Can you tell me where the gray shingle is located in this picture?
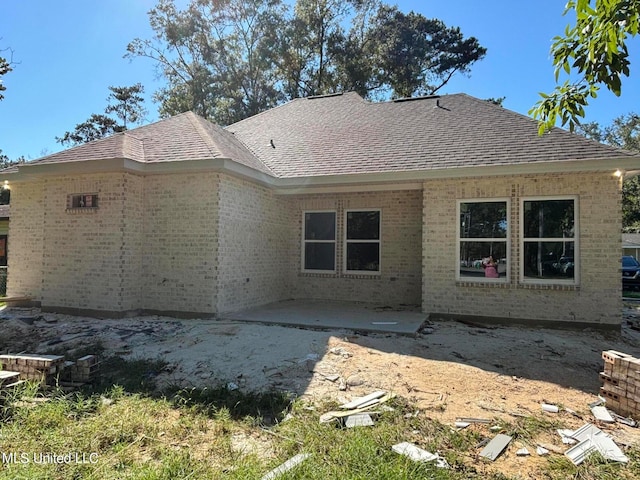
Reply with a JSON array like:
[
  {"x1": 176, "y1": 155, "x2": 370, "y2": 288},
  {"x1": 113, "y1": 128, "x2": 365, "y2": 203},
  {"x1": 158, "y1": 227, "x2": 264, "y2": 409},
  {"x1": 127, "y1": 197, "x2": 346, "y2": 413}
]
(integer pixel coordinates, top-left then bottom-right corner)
[
  {"x1": 18, "y1": 93, "x2": 638, "y2": 179},
  {"x1": 25, "y1": 112, "x2": 273, "y2": 175},
  {"x1": 227, "y1": 92, "x2": 636, "y2": 178}
]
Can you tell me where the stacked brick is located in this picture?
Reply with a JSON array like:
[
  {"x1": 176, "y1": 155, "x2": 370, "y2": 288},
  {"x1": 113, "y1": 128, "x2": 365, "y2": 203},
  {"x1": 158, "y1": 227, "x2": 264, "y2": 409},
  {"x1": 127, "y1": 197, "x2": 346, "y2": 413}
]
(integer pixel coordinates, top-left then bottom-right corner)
[
  {"x1": 600, "y1": 350, "x2": 640, "y2": 418},
  {"x1": 0, "y1": 354, "x2": 64, "y2": 386},
  {"x1": 65, "y1": 355, "x2": 100, "y2": 383}
]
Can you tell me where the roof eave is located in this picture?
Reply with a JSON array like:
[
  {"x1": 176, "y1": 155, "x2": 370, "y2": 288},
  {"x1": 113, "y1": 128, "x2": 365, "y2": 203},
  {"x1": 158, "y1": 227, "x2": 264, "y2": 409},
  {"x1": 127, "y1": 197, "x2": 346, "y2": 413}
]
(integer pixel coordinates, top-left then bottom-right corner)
[
  {"x1": 1, "y1": 156, "x2": 636, "y2": 194},
  {"x1": 271, "y1": 157, "x2": 637, "y2": 194}
]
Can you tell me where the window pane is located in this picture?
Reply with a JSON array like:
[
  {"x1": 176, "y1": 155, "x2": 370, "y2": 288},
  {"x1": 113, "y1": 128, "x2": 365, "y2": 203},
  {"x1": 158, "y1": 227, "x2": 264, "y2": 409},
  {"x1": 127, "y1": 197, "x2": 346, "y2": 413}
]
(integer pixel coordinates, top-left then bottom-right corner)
[
  {"x1": 460, "y1": 202, "x2": 507, "y2": 238},
  {"x1": 347, "y1": 211, "x2": 380, "y2": 240},
  {"x1": 305, "y1": 212, "x2": 335, "y2": 240},
  {"x1": 459, "y1": 241, "x2": 507, "y2": 278},
  {"x1": 523, "y1": 241, "x2": 575, "y2": 279},
  {"x1": 346, "y1": 243, "x2": 380, "y2": 271},
  {"x1": 524, "y1": 200, "x2": 574, "y2": 238},
  {"x1": 304, "y1": 243, "x2": 335, "y2": 270}
]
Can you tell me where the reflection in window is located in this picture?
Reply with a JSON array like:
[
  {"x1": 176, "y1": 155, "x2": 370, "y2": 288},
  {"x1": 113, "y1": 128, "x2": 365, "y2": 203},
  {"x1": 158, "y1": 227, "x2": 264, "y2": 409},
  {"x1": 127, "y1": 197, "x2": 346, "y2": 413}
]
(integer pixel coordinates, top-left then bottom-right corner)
[
  {"x1": 522, "y1": 199, "x2": 576, "y2": 282},
  {"x1": 303, "y1": 212, "x2": 336, "y2": 271},
  {"x1": 346, "y1": 210, "x2": 380, "y2": 272},
  {"x1": 458, "y1": 201, "x2": 508, "y2": 281}
]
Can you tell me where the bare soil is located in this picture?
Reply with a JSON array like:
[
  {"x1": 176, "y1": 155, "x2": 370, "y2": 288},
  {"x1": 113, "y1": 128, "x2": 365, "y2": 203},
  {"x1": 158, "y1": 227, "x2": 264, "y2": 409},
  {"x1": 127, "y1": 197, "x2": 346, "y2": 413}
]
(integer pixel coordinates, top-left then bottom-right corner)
[{"x1": 2, "y1": 303, "x2": 640, "y2": 477}]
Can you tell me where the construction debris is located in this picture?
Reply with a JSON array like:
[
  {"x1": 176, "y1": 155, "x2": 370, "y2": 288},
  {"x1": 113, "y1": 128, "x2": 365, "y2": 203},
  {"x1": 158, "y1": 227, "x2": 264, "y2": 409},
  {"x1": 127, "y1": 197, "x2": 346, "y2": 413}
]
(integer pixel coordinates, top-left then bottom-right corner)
[
  {"x1": 391, "y1": 442, "x2": 449, "y2": 468},
  {"x1": 320, "y1": 391, "x2": 395, "y2": 423},
  {"x1": 261, "y1": 453, "x2": 310, "y2": 480},
  {"x1": 536, "y1": 446, "x2": 550, "y2": 456},
  {"x1": 562, "y1": 423, "x2": 629, "y2": 466},
  {"x1": 557, "y1": 429, "x2": 577, "y2": 445},
  {"x1": 590, "y1": 405, "x2": 615, "y2": 423},
  {"x1": 455, "y1": 417, "x2": 492, "y2": 424},
  {"x1": 340, "y1": 391, "x2": 387, "y2": 409},
  {"x1": 516, "y1": 447, "x2": 530, "y2": 456},
  {"x1": 541, "y1": 403, "x2": 559, "y2": 413},
  {"x1": 345, "y1": 413, "x2": 374, "y2": 428},
  {"x1": 479, "y1": 434, "x2": 512, "y2": 461},
  {"x1": 600, "y1": 350, "x2": 640, "y2": 418}
]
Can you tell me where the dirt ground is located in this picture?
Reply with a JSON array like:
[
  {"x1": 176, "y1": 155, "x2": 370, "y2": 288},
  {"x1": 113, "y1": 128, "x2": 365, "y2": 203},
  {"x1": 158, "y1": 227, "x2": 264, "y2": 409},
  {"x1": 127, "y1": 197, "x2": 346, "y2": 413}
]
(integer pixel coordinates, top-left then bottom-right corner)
[{"x1": 2, "y1": 303, "x2": 640, "y2": 475}]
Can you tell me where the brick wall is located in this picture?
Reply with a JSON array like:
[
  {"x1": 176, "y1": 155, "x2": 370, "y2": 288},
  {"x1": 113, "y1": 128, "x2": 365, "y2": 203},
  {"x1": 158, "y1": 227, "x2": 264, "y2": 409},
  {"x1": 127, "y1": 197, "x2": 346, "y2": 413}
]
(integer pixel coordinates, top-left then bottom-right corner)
[
  {"x1": 216, "y1": 174, "x2": 295, "y2": 312},
  {"x1": 120, "y1": 173, "x2": 144, "y2": 311},
  {"x1": 289, "y1": 189, "x2": 423, "y2": 306},
  {"x1": 141, "y1": 172, "x2": 219, "y2": 314},
  {"x1": 423, "y1": 172, "x2": 622, "y2": 326},
  {"x1": 39, "y1": 173, "x2": 130, "y2": 311},
  {"x1": 6, "y1": 180, "x2": 45, "y2": 301}
]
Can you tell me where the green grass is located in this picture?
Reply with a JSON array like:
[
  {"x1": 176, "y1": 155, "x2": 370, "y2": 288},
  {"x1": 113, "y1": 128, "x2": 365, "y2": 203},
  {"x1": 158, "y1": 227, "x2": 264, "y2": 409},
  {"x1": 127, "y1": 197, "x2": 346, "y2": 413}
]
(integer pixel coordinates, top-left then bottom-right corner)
[{"x1": 0, "y1": 356, "x2": 638, "y2": 479}]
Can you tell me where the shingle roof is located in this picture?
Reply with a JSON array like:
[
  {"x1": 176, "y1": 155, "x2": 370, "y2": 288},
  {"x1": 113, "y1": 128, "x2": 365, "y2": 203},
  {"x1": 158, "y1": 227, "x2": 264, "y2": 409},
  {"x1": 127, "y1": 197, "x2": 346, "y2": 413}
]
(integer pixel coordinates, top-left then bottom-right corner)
[
  {"x1": 26, "y1": 112, "x2": 273, "y2": 175},
  {"x1": 226, "y1": 92, "x2": 636, "y2": 178},
  {"x1": 13, "y1": 93, "x2": 638, "y2": 181}
]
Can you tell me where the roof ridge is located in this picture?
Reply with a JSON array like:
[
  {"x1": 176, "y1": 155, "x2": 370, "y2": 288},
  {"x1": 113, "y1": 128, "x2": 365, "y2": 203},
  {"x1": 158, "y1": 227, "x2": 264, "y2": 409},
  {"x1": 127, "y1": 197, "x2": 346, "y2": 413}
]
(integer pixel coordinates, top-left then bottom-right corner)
[
  {"x1": 186, "y1": 112, "x2": 225, "y2": 159},
  {"x1": 188, "y1": 113, "x2": 277, "y2": 175}
]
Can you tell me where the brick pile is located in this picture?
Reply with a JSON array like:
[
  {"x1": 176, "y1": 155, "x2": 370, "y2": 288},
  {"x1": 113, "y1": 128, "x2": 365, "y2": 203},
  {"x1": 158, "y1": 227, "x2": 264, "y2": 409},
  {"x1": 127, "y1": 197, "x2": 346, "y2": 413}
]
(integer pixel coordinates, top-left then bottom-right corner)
[
  {"x1": 0, "y1": 354, "x2": 65, "y2": 386},
  {"x1": 600, "y1": 350, "x2": 640, "y2": 418},
  {"x1": 65, "y1": 355, "x2": 100, "y2": 383}
]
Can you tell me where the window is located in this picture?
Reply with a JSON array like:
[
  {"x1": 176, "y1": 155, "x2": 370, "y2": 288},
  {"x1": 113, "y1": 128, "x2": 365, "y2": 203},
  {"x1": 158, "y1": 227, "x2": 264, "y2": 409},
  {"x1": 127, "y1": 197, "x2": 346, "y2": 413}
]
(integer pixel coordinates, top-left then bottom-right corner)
[
  {"x1": 522, "y1": 198, "x2": 577, "y2": 283},
  {"x1": 345, "y1": 210, "x2": 380, "y2": 273},
  {"x1": 458, "y1": 200, "x2": 508, "y2": 281},
  {"x1": 68, "y1": 193, "x2": 98, "y2": 209},
  {"x1": 303, "y1": 211, "x2": 336, "y2": 272}
]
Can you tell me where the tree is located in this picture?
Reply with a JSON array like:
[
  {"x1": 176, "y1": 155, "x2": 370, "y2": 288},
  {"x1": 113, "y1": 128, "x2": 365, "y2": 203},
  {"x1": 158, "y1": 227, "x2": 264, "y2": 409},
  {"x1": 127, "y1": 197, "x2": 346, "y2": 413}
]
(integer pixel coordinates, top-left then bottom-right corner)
[
  {"x1": 105, "y1": 83, "x2": 147, "y2": 129},
  {"x1": 530, "y1": 0, "x2": 640, "y2": 134},
  {"x1": 128, "y1": 0, "x2": 487, "y2": 123},
  {"x1": 0, "y1": 44, "x2": 15, "y2": 101},
  {"x1": 0, "y1": 56, "x2": 10, "y2": 101},
  {"x1": 127, "y1": 0, "x2": 286, "y2": 124},
  {"x1": 576, "y1": 113, "x2": 640, "y2": 231},
  {"x1": 57, "y1": 84, "x2": 147, "y2": 146},
  {"x1": 364, "y1": 5, "x2": 486, "y2": 98}
]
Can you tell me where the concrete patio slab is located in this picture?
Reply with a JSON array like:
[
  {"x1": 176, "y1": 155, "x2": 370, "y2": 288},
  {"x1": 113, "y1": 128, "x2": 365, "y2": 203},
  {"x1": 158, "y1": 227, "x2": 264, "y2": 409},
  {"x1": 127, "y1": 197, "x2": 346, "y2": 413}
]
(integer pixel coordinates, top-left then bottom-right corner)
[{"x1": 223, "y1": 299, "x2": 426, "y2": 335}]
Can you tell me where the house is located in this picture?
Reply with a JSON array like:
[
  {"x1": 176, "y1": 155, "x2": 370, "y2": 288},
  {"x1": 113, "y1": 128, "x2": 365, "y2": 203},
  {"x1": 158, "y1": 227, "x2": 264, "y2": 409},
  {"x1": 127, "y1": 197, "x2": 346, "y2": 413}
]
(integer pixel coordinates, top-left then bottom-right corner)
[
  {"x1": 623, "y1": 233, "x2": 640, "y2": 259},
  {"x1": 2, "y1": 92, "x2": 638, "y2": 327}
]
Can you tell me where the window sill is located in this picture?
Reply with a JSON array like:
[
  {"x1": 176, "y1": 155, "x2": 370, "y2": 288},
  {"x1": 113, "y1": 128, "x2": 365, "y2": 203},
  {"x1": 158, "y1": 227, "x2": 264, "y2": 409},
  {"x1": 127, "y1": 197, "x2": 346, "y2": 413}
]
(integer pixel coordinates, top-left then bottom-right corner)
[
  {"x1": 299, "y1": 272, "x2": 381, "y2": 280},
  {"x1": 66, "y1": 207, "x2": 99, "y2": 214},
  {"x1": 456, "y1": 280, "x2": 579, "y2": 291}
]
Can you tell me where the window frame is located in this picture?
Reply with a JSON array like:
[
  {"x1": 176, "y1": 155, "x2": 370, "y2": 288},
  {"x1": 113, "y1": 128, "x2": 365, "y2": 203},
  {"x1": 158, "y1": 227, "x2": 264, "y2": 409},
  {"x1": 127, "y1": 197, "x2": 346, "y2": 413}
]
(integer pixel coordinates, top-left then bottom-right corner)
[
  {"x1": 520, "y1": 195, "x2": 579, "y2": 285},
  {"x1": 343, "y1": 208, "x2": 382, "y2": 275},
  {"x1": 67, "y1": 193, "x2": 99, "y2": 210},
  {"x1": 456, "y1": 198, "x2": 510, "y2": 283},
  {"x1": 301, "y1": 210, "x2": 337, "y2": 274}
]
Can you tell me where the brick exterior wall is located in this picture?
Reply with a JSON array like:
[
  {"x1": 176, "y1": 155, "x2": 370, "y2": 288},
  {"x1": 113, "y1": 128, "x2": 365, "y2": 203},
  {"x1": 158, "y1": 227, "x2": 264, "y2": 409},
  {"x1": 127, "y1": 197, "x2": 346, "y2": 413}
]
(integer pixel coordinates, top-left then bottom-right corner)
[
  {"x1": 422, "y1": 172, "x2": 622, "y2": 326},
  {"x1": 289, "y1": 190, "x2": 423, "y2": 306},
  {"x1": 216, "y1": 174, "x2": 296, "y2": 312},
  {"x1": 5, "y1": 168, "x2": 623, "y2": 326},
  {"x1": 141, "y1": 173, "x2": 219, "y2": 314},
  {"x1": 39, "y1": 173, "x2": 131, "y2": 311},
  {"x1": 6, "y1": 180, "x2": 45, "y2": 301}
]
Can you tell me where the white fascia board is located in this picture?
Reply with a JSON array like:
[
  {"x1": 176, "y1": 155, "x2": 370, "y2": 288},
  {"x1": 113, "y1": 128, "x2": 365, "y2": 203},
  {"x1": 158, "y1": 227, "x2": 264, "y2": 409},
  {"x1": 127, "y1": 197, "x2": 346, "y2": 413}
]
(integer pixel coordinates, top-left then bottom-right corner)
[{"x1": 3, "y1": 155, "x2": 639, "y2": 192}]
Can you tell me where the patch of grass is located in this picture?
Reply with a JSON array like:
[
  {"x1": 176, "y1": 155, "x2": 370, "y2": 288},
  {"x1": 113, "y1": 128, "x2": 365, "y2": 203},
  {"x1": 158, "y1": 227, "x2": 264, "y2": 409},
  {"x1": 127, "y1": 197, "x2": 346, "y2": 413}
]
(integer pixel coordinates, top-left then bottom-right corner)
[
  {"x1": 170, "y1": 385, "x2": 293, "y2": 423},
  {"x1": 87, "y1": 356, "x2": 168, "y2": 395},
  {"x1": 2, "y1": 356, "x2": 639, "y2": 479},
  {"x1": 623, "y1": 290, "x2": 640, "y2": 298}
]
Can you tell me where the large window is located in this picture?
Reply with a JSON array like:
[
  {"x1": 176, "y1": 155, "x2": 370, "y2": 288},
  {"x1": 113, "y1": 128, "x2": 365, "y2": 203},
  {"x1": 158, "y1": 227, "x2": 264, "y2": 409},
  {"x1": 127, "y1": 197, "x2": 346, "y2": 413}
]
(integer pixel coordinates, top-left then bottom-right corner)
[
  {"x1": 522, "y1": 198, "x2": 577, "y2": 283},
  {"x1": 345, "y1": 210, "x2": 380, "y2": 273},
  {"x1": 303, "y1": 211, "x2": 336, "y2": 272},
  {"x1": 458, "y1": 200, "x2": 508, "y2": 281}
]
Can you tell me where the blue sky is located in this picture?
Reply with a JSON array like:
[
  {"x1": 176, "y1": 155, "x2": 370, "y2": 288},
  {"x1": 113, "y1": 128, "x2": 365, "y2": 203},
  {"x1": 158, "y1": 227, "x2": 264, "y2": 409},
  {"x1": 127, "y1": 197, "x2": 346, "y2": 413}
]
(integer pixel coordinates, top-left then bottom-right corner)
[{"x1": 1, "y1": 1, "x2": 639, "y2": 160}]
